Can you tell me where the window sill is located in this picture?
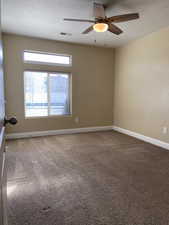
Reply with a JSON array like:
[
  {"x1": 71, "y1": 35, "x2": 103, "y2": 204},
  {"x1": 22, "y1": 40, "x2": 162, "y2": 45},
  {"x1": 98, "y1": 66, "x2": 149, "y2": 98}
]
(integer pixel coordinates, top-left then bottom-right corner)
[{"x1": 25, "y1": 114, "x2": 72, "y2": 119}]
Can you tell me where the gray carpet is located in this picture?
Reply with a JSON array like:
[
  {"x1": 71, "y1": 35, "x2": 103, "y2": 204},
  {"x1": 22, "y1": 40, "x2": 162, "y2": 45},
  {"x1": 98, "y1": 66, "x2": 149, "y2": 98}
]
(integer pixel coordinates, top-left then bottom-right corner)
[{"x1": 6, "y1": 131, "x2": 169, "y2": 225}]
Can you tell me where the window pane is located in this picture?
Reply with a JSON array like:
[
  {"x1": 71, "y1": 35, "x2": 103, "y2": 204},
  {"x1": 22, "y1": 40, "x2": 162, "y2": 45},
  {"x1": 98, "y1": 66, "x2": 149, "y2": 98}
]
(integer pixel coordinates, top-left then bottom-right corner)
[
  {"x1": 24, "y1": 71, "x2": 48, "y2": 117},
  {"x1": 49, "y1": 73, "x2": 70, "y2": 115},
  {"x1": 24, "y1": 51, "x2": 71, "y2": 65}
]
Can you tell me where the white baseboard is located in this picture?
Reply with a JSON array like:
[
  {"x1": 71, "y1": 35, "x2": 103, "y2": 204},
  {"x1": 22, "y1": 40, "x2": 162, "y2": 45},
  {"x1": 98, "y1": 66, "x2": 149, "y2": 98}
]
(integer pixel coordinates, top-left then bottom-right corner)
[
  {"x1": 6, "y1": 125, "x2": 169, "y2": 150},
  {"x1": 113, "y1": 126, "x2": 169, "y2": 150},
  {"x1": 6, "y1": 126, "x2": 113, "y2": 140}
]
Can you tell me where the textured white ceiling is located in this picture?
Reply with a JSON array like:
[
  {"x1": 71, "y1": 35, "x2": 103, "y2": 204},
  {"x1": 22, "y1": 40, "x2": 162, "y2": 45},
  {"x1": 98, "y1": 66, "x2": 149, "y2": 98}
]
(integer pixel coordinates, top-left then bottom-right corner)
[{"x1": 2, "y1": 0, "x2": 169, "y2": 47}]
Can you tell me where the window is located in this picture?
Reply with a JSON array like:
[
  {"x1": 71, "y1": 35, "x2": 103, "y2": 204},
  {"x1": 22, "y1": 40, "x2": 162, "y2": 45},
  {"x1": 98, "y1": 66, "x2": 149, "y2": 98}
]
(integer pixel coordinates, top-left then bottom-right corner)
[
  {"x1": 24, "y1": 71, "x2": 71, "y2": 117},
  {"x1": 23, "y1": 51, "x2": 72, "y2": 66}
]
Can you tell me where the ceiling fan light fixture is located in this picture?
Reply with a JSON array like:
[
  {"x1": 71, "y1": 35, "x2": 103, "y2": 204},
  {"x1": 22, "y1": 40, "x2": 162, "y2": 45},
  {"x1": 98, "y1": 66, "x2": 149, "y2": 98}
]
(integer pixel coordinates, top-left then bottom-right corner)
[{"x1": 93, "y1": 23, "x2": 108, "y2": 32}]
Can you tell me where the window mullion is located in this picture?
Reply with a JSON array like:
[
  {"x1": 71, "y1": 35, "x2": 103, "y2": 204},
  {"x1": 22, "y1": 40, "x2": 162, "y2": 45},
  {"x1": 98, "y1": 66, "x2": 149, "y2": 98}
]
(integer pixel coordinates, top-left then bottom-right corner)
[{"x1": 47, "y1": 73, "x2": 50, "y2": 116}]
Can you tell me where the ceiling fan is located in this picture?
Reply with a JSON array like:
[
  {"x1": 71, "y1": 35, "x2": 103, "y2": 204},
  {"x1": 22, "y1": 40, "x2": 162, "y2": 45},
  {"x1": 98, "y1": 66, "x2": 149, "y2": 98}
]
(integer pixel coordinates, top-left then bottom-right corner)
[{"x1": 64, "y1": 3, "x2": 139, "y2": 35}]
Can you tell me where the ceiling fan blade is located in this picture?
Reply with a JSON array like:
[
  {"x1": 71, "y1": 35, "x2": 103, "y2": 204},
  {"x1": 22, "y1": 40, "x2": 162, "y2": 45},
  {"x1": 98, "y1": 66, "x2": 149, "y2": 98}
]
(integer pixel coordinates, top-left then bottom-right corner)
[
  {"x1": 93, "y1": 2, "x2": 105, "y2": 19},
  {"x1": 82, "y1": 25, "x2": 93, "y2": 34},
  {"x1": 64, "y1": 18, "x2": 95, "y2": 23},
  {"x1": 108, "y1": 24, "x2": 123, "y2": 35},
  {"x1": 108, "y1": 13, "x2": 139, "y2": 23}
]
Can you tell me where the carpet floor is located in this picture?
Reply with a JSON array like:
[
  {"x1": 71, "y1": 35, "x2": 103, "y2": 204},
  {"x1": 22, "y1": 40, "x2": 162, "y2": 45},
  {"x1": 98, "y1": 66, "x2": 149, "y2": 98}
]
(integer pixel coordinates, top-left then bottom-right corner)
[{"x1": 6, "y1": 131, "x2": 169, "y2": 225}]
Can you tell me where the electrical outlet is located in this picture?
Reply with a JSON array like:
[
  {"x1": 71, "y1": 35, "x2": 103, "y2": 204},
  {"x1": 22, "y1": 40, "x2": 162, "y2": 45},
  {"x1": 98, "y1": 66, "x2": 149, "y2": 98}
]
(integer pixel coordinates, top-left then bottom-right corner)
[
  {"x1": 162, "y1": 127, "x2": 168, "y2": 134},
  {"x1": 75, "y1": 117, "x2": 79, "y2": 123}
]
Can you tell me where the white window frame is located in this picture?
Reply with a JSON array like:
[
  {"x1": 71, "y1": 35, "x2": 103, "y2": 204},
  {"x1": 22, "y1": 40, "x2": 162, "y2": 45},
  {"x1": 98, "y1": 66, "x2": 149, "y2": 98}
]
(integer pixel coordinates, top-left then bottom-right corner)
[
  {"x1": 23, "y1": 50, "x2": 72, "y2": 67},
  {"x1": 24, "y1": 70, "x2": 72, "y2": 119}
]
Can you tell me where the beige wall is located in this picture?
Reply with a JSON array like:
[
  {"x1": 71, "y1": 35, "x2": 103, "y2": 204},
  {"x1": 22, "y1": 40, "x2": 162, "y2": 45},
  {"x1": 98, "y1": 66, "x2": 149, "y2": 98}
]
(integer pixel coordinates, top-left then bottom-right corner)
[
  {"x1": 3, "y1": 33, "x2": 114, "y2": 134},
  {"x1": 114, "y1": 27, "x2": 169, "y2": 143}
]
